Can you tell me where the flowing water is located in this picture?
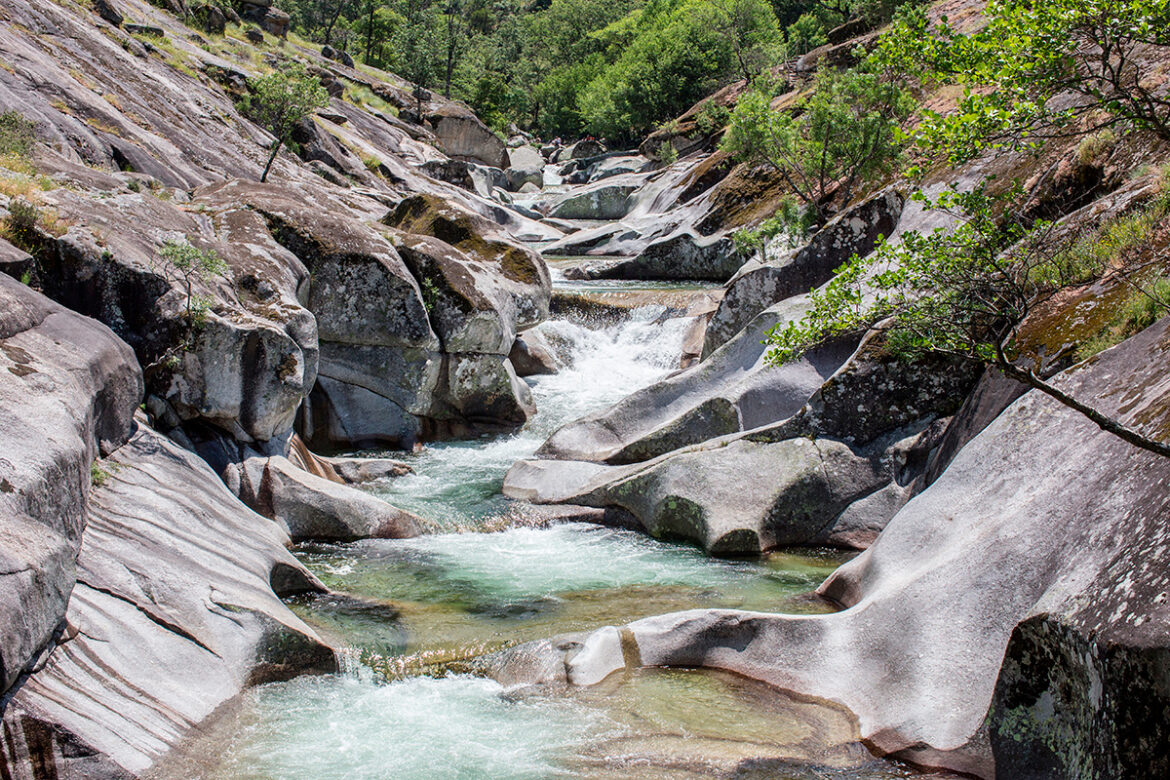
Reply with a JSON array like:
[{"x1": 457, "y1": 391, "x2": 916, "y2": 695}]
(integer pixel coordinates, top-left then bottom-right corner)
[{"x1": 198, "y1": 259, "x2": 941, "y2": 779}]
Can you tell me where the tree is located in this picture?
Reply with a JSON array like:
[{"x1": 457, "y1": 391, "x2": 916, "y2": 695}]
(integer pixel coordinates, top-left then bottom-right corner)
[
  {"x1": 397, "y1": 0, "x2": 441, "y2": 114},
  {"x1": 699, "y1": 0, "x2": 783, "y2": 82},
  {"x1": 766, "y1": 184, "x2": 1170, "y2": 458},
  {"x1": 878, "y1": 0, "x2": 1170, "y2": 166},
  {"x1": 152, "y1": 239, "x2": 228, "y2": 369},
  {"x1": 157, "y1": 239, "x2": 228, "y2": 323},
  {"x1": 721, "y1": 65, "x2": 914, "y2": 225},
  {"x1": 242, "y1": 62, "x2": 330, "y2": 183}
]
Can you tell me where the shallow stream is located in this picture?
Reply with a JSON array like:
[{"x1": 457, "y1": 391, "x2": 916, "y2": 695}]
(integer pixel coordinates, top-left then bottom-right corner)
[{"x1": 198, "y1": 260, "x2": 937, "y2": 779}]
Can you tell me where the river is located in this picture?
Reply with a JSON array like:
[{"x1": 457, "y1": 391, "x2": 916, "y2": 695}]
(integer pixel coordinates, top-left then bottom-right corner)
[{"x1": 192, "y1": 260, "x2": 938, "y2": 779}]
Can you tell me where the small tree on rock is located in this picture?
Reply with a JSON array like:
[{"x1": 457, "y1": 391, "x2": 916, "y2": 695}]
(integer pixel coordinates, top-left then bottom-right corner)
[
  {"x1": 767, "y1": 184, "x2": 1170, "y2": 458},
  {"x1": 722, "y1": 65, "x2": 914, "y2": 227},
  {"x1": 153, "y1": 239, "x2": 228, "y2": 367},
  {"x1": 242, "y1": 62, "x2": 330, "y2": 183}
]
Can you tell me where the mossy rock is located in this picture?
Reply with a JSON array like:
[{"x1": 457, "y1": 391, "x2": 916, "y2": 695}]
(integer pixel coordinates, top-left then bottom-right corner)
[{"x1": 384, "y1": 194, "x2": 544, "y2": 286}]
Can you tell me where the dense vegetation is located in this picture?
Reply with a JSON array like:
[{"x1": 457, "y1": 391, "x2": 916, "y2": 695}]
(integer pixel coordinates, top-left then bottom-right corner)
[
  {"x1": 766, "y1": 0, "x2": 1170, "y2": 457},
  {"x1": 276, "y1": 0, "x2": 917, "y2": 142}
]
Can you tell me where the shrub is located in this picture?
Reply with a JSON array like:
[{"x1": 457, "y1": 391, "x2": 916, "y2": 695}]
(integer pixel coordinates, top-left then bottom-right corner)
[{"x1": 0, "y1": 111, "x2": 36, "y2": 159}]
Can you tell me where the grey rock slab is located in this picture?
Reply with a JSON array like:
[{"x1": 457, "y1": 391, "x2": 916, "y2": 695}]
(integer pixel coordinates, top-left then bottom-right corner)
[
  {"x1": 0, "y1": 275, "x2": 141, "y2": 696},
  {"x1": 2, "y1": 424, "x2": 335, "y2": 776}
]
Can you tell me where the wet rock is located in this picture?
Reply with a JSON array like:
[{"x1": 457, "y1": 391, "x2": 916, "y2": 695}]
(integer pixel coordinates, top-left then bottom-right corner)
[
  {"x1": 286, "y1": 433, "x2": 412, "y2": 484},
  {"x1": 229, "y1": 453, "x2": 423, "y2": 541},
  {"x1": 704, "y1": 188, "x2": 905, "y2": 356},
  {"x1": 532, "y1": 296, "x2": 852, "y2": 464},
  {"x1": 0, "y1": 274, "x2": 141, "y2": 696},
  {"x1": 509, "y1": 331, "x2": 560, "y2": 376},
  {"x1": 1, "y1": 423, "x2": 336, "y2": 777},
  {"x1": 502, "y1": 315, "x2": 1170, "y2": 776}
]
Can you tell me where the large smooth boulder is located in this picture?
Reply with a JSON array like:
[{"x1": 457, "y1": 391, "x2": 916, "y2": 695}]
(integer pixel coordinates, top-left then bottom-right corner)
[
  {"x1": 495, "y1": 314, "x2": 1170, "y2": 777},
  {"x1": 704, "y1": 189, "x2": 904, "y2": 356},
  {"x1": 0, "y1": 274, "x2": 141, "y2": 696},
  {"x1": 228, "y1": 454, "x2": 423, "y2": 541},
  {"x1": 505, "y1": 145, "x2": 545, "y2": 192},
  {"x1": 1, "y1": 423, "x2": 335, "y2": 777},
  {"x1": 427, "y1": 105, "x2": 510, "y2": 169},
  {"x1": 547, "y1": 180, "x2": 639, "y2": 220}
]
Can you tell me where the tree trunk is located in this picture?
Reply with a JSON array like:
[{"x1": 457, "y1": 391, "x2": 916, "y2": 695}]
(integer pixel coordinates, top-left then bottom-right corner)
[
  {"x1": 324, "y1": 0, "x2": 347, "y2": 46},
  {"x1": 996, "y1": 356, "x2": 1170, "y2": 458},
  {"x1": 365, "y1": 1, "x2": 375, "y2": 63},
  {"x1": 261, "y1": 139, "x2": 283, "y2": 183}
]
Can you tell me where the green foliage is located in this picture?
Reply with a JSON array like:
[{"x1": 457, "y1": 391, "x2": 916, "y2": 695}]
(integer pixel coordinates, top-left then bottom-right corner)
[
  {"x1": 768, "y1": 182, "x2": 1170, "y2": 378},
  {"x1": 158, "y1": 239, "x2": 228, "y2": 324},
  {"x1": 731, "y1": 195, "x2": 809, "y2": 253},
  {"x1": 90, "y1": 461, "x2": 111, "y2": 488},
  {"x1": 658, "y1": 140, "x2": 679, "y2": 164},
  {"x1": 721, "y1": 64, "x2": 914, "y2": 221},
  {"x1": 695, "y1": 101, "x2": 731, "y2": 135},
  {"x1": 0, "y1": 111, "x2": 36, "y2": 159},
  {"x1": 1076, "y1": 129, "x2": 1117, "y2": 167},
  {"x1": 1078, "y1": 277, "x2": 1170, "y2": 360},
  {"x1": 3, "y1": 198, "x2": 41, "y2": 245},
  {"x1": 766, "y1": 185, "x2": 1036, "y2": 366},
  {"x1": 240, "y1": 62, "x2": 330, "y2": 182},
  {"x1": 578, "y1": 0, "x2": 782, "y2": 141},
  {"x1": 877, "y1": 0, "x2": 1170, "y2": 166}
]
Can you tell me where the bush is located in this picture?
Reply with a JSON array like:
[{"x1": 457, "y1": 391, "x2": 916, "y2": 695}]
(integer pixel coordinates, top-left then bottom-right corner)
[
  {"x1": 0, "y1": 111, "x2": 36, "y2": 159},
  {"x1": 721, "y1": 65, "x2": 914, "y2": 223}
]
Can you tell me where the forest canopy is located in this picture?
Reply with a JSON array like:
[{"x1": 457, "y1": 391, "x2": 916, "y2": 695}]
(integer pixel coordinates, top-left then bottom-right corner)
[{"x1": 277, "y1": 0, "x2": 915, "y2": 142}]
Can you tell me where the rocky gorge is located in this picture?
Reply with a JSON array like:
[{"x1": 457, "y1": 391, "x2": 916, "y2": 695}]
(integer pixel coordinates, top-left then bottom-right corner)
[{"x1": 0, "y1": 0, "x2": 1169, "y2": 778}]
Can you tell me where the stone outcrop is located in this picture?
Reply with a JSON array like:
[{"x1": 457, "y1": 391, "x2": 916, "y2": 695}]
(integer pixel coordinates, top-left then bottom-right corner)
[
  {"x1": 703, "y1": 188, "x2": 905, "y2": 356},
  {"x1": 32, "y1": 179, "x2": 318, "y2": 445},
  {"x1": 0, "y1": 274, "x2": 141, "y2": 697},
  {"x1": 494, "y1": 314, "x2": 1170, "y2": 777},
  {"x1": 427, "y1": 105, "x2": 510, "y2": 169},
  {"x1": 1, "y1": 423, "x2": 335, "y2": 778}
]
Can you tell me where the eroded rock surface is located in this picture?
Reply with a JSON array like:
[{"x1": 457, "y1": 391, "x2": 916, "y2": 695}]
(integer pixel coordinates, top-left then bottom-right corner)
[
  {"x1": 0, "y1": 274, "x2": 141, "y2": 696},
  {"x1": 1, "y1": 424, "x2": 335, "y2": 778},
  {"x1": 495, "y1": 315, "x2": 1170, "y2": 777}
]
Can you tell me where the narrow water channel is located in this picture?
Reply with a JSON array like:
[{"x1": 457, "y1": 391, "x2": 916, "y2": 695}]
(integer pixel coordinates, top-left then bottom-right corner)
[{"x1": 196, "y1": 266, "x2": 932, "y2": 779}]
